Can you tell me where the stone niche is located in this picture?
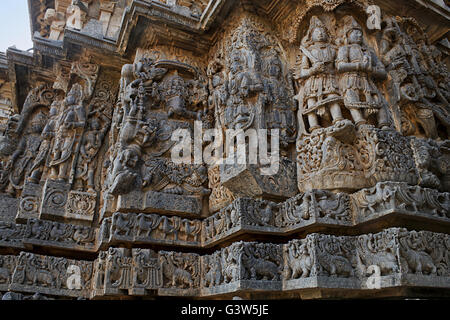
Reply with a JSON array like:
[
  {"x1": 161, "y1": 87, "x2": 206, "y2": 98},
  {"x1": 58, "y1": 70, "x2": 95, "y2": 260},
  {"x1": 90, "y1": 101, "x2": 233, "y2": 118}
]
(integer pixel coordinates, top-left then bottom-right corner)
[
  {"x1": 100, "y1": 47, "x2": 211, "y2": 218},
  {"x1": 207, "y1": 13, "x2": 299, "y2": 203},
  {"x1": 292, "y1": 7, "x2": 450, "y2": 193}
]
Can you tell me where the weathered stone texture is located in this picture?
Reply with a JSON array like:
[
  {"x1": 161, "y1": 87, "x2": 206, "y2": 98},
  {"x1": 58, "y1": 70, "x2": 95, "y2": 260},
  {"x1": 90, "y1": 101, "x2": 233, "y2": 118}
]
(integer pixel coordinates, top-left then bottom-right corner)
[{"x1": 0, "y1": 0, "x2": 449, "y2": 300}]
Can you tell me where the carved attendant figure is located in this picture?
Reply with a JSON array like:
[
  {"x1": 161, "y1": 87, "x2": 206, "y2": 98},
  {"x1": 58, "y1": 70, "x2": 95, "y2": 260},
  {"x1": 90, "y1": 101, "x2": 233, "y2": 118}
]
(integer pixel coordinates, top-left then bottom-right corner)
[
  {"x1": 79, "y1": 111, "x2": 110, "y2": 192},
  {"x1": 295, "y1": 16, "x2": 344, "y2": 132},
  {"x1": 8, "y1": 112, "x2": 47, "y2": 190},
  {"x1": 337, "y1": 16, "x2": 389, "y2": 128},
  {"x1": 207, "y1": 60, "x2": 228, "y2": 128},
  {"x1": 263, "y1": 54, "x2": 297, "y2": 145}
]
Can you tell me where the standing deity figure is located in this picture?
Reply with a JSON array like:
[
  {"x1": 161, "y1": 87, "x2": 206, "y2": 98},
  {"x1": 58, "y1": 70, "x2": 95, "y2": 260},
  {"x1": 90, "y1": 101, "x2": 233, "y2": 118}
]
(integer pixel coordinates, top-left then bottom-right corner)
[
  {"x1": 380, "y1": 17, "x2": 411, "y2": 102},
  {"x1": 225, "y1": 49, "x2": 263, "y2": 130},
  {"x1": 8, "y1": 112, "x2": 47, "y2": 190},
  {"x1": 49, "y1": 84, "x2": 86, "y2": 182},
  {"x1": 336, "y1": 16, "x2": 389, "y2": 128},
  {"x1": 28, "y1": 100, "x2": 61, "y2": 183},
  {"x1": 79, "y1": 110, "x2": 110, "y2": 192},
  {"x1": 294, "y1": 16, "x2": 344, "y2": 132},
  {"x1": 207, "y1": 60, "x2": 228, "y2": 128},
  {"x1": 263, "y1": 54, "x2": 296, "y2": 145}
]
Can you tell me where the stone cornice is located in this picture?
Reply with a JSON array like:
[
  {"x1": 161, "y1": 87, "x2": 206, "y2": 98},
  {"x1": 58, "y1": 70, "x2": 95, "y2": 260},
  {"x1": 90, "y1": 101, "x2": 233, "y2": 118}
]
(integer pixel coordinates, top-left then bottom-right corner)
[{"x1": 24, "y1": 0, "x2": 450, "y2": 62}]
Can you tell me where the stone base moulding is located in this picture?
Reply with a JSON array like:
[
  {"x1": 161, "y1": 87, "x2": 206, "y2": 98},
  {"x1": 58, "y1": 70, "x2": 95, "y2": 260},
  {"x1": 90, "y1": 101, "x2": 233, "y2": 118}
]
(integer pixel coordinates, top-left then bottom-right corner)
[{"x1": 1, "y1": 228, "x2": 448, "y2": 299}]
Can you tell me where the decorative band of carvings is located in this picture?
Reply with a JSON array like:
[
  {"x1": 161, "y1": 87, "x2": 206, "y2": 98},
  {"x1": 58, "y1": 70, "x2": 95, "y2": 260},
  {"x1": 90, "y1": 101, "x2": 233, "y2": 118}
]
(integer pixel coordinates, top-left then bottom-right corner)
[
  {"x1": 0, "y1": 222, "x2": 26, "y2": 249},
  {"x1": 1, "y1": 182, "x2": 449, "y2": 252},
  {"x1": 1, "y1": 228, "x2": 448, "y2": 298},
  {"x1": 7, "y1": 252, "x2": 93, "y2": 298},
  {"x1": 203, "y1": 182, "x2": 450, "y2": 246},
  {"x1": 22, "y1": 218, "x2": 98, "y2": 252}
]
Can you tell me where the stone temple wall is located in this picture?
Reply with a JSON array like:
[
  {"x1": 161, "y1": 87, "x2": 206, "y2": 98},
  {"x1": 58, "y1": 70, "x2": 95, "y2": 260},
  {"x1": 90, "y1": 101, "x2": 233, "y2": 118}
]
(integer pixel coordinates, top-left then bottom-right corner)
[{"x1": 0, "y1": 0, "x2": 449, "y2": 300}]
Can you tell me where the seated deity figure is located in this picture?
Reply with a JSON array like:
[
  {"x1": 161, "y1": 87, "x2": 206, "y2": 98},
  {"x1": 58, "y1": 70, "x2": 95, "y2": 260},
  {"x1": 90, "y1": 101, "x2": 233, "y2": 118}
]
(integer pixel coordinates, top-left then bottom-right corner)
[
  {"x1": 295, "y1": 16, "x2": 344, "y2": 132},
  {"x1": 163, "y1": 72, "x2": 201, "y2": 120},
  {"x1": 337, "y1": 16, "x2": 389, "y2": 128}
]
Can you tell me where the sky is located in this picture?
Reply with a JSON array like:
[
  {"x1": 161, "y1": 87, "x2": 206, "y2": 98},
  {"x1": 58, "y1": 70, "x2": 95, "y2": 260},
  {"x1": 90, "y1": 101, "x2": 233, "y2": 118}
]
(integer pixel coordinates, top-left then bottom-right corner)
[{"x1": 0, "y1": 0, "x2": 33, "y2": 53}]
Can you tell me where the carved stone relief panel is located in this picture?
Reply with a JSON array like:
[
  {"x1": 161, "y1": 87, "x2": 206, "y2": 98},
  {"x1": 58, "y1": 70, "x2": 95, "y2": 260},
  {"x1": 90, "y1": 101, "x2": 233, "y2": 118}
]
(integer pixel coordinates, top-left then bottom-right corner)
[
  {"x1": 283, "y1": 228, "x2": 449, "y2": 292},
  {"x1": 23, "y1": 218, "x2": 98, "y2": 252},
  {"x1": 0, "y1": 221, "x2": 26, "y2": 249},
  {"x1": 2, "y1": 55, "x2": 124, "y2": 226},
  {"x1": 102, "y1": 47, "x2": 211, "y2": 218},
  {"x1": 209, "y1": 12, "x2": 297, "y2": 146},
  {"x1": 130, "y1": 248, "x2": 163, "y2": 295},
  {"x1": 0, "y1": 0, "x2": 449, "y2": 302},
  {"x1": 0, "y1": 255, "x2": 18, "y2": 292},
  {"x1": 379, "y1": 17, "x2": 450, "y2": 140},
  {"x1": 9, "y1": 251, "x2": 94, "y2": 298},
  {"x1": 104, "y1": 211, "x2": 202, "y2": 247},
  {"x1": 296, "y1": 125, "x2": 417, "y2": 192},
  {"x1": 352, "y1": 181, "x2": 450, "y2": 224},
  {"x1": 159, "y1": 250, "x2": 200, "y2": 296}
]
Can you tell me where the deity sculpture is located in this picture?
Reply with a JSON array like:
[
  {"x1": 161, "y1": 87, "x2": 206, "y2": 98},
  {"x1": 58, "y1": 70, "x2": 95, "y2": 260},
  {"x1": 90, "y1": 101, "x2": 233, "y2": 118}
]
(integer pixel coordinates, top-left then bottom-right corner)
[
  {"x1": 108, "y1": 148, "x2": 140, "y2": 195},
  {"x1": 380, "y1": 18, "x2": 410, "y2": 101},
  {"x1": 207, "y1": 60, "x2": 228, "y2": 128},
  {"x1": 163, "y1": 72, "x2": 200, "y2": 120},
  {"x1": 49, "y1": 84, "x2": 86, "y2": 182},
  {"x1": 262, "y1": 54, "x2": 297, "y2": 146},
  {"x1": 28, "y1": 100, "x2": 61, "y2": 183},
  {"x1": 8, "y1": 111, "x2": 47, "y2": 190},
  {"x1": 380, "y1": 17, "x2": 450, "y2": 139},
  {"x1": 224, "y1": 49, "x2": 263, "y2": 130},
  {"x1": 78, "y1": 108, "x2": 110, "y2": 192},
  {"x1": 294, "y1": 16, "x2": 344, "y2": 132},
  {"x1": 336, "y1": 16, "x2": 389, "y2": 128}
]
